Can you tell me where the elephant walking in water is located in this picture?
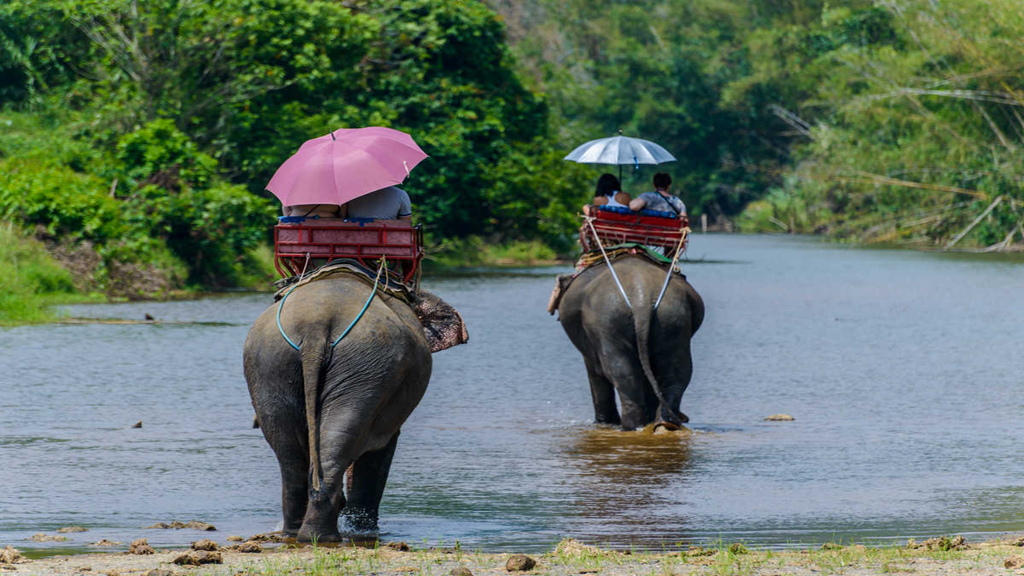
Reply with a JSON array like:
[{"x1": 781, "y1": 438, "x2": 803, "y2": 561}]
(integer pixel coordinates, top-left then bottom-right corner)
[
  {"x1": 244, "y1": 273, "x2": 464, "y2": 541},
  {"x1": 553, "y1": 255, "x2": 704, "y2": 431}
]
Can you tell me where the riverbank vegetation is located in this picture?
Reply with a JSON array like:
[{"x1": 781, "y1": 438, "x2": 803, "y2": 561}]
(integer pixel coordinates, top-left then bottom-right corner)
[{"x1": 3, "y1": 0, "x2": 1024, "y2": 321}]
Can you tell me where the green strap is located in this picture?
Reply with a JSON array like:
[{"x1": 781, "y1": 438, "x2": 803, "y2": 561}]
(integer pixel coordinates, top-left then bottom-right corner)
[
  {"x1": 276, "y1": 260, "x2": 384, "y2": 352},
  {"x1": 331, "y1": 269, "x2": 380, "y2": 349},
  {"x1": 276, "y1": 284, "x2": 302, "y2": 351}
]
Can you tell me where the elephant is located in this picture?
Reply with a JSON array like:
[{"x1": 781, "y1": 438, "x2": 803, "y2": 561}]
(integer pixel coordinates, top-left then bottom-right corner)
[
  {"x1": 243, "y1": 272, "x2": 460, "y2": 542},
  {"x1": 552, "y1": 254, "x2": 704, "y2": 431}
]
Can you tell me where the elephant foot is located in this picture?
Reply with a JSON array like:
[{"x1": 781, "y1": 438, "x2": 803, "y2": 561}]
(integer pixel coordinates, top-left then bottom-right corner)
[
  {"x1": 659, "y1": 406, "x2": 689, "y2": 425},
  {"x1": 297, "y1": 524, "x2": 343, "y2": 543},
  {"x1": 652, "y1": 421, "x2": 680, "y2": 433}
]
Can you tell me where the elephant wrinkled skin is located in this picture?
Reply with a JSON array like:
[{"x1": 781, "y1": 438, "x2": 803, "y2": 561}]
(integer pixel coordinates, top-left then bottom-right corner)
[
  {"x1": 243, "y1": 274, "x2": 432, "y2": 541},
  {"x1": 555, "y1": 255, "x2": 704, "y2": 431}
]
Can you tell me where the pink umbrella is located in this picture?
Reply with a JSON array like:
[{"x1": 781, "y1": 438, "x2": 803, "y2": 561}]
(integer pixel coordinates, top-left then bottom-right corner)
[{"x1": 266, "y1": 127, "x2": 428, "y2": 206}]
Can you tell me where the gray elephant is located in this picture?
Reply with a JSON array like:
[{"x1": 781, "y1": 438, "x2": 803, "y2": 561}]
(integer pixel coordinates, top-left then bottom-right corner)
[
  {"x1": 551, "y1": 255, "x2": 704, "y2": 431},
  {"x1": 243, "y1": 271, "x2": 466, "y2": 541}
]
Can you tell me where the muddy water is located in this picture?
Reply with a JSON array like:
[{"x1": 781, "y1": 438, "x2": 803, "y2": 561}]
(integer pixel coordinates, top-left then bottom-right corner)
[{"x1": 2, "y1": 234, "x2": 1023, "y2": 553}]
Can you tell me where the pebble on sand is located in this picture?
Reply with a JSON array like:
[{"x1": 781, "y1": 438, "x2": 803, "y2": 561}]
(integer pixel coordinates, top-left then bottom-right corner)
[
  {"x1": 386, "y1": 542, "x2": 410, "y2": 552},
  {"x1": 143, "y1": 570, "x2": 175, "y2": 576},
  {"x1": 57, "y1": 526, "x2": 88, "y2": 533},
  {"x1": 764, "y1": 414, "x2": 795, "y2": 421},
  {"x1": 0, "y1": 546, "x2": 22, "y2": 565},
  {"x1": 1004, "y1": 557, "x2": 1023, "y2": 569},
  {"x1": 906, "y1": 536, "x2": 969, "y2": 551},
  {"x1": 451, "y1": 567, "x2": 474, "y2": 576},
  {"x1": 129, "y1": 539, "x2": 155, "y2": 555},
  {"x1": 505, "y1": 554, "x2": 536, "y2": 572},
  {"x1": 246, "y1": 533, "x2": 283, "y2": 543},
  {"x1": 172, "y1": 550, "x2": 222, "y2": 566},
  {"x1": 190, "y1": 540, "x2": 218, "y2": 552},
  {"x1": 237, "y1": 541, "x2": 263, "y2": 554}
]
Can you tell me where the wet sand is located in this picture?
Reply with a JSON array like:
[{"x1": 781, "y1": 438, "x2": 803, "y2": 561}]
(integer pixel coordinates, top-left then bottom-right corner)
[{"x1": 6, "y1": 535, "x2": 1024, "y2": 576}]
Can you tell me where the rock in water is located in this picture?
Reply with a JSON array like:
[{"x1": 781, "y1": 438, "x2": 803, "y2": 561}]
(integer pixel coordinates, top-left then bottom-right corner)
[
  {"x1": 90, "y1": 540, "x2": 120, "y2": 547},
  {"x1": 764, "y1": 414, "x2": 795, "y2": 421},
  {"x1": 57, "y1": 526, "x2": 88, "y2": 533},
  {"x1": 505, "y1": 554, "x2": 536, "y2": 572},
  {"x1": 28, "y1": 534, "x2": 69, "y2": 542},
  {"x1": 131, "y1": 421, "x2": 143, "y2": 429},
  {"x1": 190, "y1": 540, "x2": 218, "y2": 551},
  {"x1": 129, "y1": 539, "x2": 155, "y2": 555}
]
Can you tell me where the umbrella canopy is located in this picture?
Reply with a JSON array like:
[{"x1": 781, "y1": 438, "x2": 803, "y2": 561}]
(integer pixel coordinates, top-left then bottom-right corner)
[
  {"x1": 267, "y1": 127, "x2": 428, "y2": 207},
  {"x1": 564, "y1": 135, "x2": 676, "y2": 166}
]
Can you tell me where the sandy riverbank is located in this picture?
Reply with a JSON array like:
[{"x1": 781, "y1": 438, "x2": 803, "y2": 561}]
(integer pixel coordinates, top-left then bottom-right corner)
[{"x1": 4, "y1": 534, "x2": 1024, "y2": 576}]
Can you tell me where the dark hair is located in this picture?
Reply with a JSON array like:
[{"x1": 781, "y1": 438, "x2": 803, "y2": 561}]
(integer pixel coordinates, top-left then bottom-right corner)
[
  {"x1": 653, "y1": 173, "x2": 672, "y2": 190},
  {"x1": 595, "y1": 173, "x2": 621, "y2": 197}
]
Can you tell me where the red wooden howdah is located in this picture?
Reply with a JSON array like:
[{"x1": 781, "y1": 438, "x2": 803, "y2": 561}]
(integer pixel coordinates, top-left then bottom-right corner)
[
  {"x1": 580, "y1": 209, "x2": 689, "y2": 254},
  {"x1": 274, "y1": 219, "x2": 424, "y2": 284}
]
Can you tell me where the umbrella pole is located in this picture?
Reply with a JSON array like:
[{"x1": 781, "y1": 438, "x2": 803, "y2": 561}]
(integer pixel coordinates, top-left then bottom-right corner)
[{"x1": 618, "y1": 165, "x2": 622, "y2": 187}]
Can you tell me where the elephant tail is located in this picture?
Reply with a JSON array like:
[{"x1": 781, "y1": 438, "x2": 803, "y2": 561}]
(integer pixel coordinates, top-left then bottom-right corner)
[
  {"x1": 633, "y1": 302, "x2": 689, "y2": 426},
  {"x1": 301, "y1": 342, "x2": 328, "y2": 496}
]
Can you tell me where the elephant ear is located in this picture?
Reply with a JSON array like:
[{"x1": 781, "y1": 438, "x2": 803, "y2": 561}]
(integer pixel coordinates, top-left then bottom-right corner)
[
  {"x1": 413, "y1": 291, "x2": 469, "y2": 353},
  {"x1": 547, "y1": 274, "x2": 576, "y2": 316}
]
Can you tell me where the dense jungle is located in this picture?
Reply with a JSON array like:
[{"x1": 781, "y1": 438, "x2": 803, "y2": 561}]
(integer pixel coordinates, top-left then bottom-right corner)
[{"x1": 2, "y1": 0, "x2": 1023, "y2": 322}]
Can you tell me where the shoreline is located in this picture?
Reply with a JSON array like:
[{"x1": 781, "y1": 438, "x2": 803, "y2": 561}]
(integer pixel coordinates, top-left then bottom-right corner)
[{"x1": 4, "y1": 534, "x2": 1024, "y2": 576}]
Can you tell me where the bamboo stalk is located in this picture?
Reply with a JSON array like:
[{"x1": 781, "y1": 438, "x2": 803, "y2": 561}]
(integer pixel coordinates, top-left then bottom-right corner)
[
  {"x1": 945, "y1": 196, "x2": 1003, "y2": 249},
  {"x1": 844, "y1": 171, "x2": 988, "y2": 199}
]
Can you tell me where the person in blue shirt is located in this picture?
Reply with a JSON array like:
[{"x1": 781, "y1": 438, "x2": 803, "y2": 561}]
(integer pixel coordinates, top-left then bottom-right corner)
[{"x1": 629, "y1": 173, "x2": 686, "y2": 217}]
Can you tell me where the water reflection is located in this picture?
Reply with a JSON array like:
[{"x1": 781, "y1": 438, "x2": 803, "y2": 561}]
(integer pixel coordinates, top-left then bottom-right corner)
[{"x1": 560, "y1": 426, "x2": 694, "y2": 527}]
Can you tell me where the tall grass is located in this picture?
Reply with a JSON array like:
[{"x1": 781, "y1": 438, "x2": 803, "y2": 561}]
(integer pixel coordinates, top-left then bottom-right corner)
[{"x1": 0, "y1": 223, "x2": 78, "y2": 325}]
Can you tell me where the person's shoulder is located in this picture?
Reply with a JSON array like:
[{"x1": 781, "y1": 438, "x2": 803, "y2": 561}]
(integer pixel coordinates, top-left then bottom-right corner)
[{"x1": 386, "y1": 186, "x2": 410, "y2": 199}]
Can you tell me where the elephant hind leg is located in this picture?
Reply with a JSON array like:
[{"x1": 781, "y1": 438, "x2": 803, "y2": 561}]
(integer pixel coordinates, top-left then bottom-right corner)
[
  {"x1": 600, "y1": 352, "x2": 653, "y2": 431},
  {"x1": 343, "y1": 432, "x2": 400, "y2": 532},
  {"x1": 585, "y1": 363, "x2": 620, "y2": 425}
]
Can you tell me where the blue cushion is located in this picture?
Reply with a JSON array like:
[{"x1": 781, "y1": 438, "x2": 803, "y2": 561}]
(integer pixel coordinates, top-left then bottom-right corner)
[
  {"x1": 597, "y1": 205, "x2": 633, "y2": 215},
  {"x1": 639, "y1": 209, "x2": 678, "y2": 219}
]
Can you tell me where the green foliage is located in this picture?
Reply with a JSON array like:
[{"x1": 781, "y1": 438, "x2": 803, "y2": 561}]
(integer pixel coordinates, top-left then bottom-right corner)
[{"x1": 115, "y1": 119, "x2": 218, "y2": 190}]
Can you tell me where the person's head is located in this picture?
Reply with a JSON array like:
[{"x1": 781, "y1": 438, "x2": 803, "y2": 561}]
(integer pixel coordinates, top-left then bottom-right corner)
[
  {"x1": 653, "y1": 173, "x2": 672, "y2": 191},
  {"x1": 595, "y1": 173, "x2": 621, "y2": 197}
]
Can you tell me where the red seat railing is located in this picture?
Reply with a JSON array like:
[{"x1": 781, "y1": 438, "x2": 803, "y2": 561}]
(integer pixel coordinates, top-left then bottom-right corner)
[
  {"x1": 274, "y1": 219, "x2": 424, "y2": 285},
  {"x1": 580, "y1": 209, "x2": 689, "y2": 255}
]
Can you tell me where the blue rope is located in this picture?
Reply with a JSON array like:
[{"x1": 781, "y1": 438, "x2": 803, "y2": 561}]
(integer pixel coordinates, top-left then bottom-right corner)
[
  {"x1": 276, "y1": 259, "x2": 385, "y2": 352},
  {"x1": 276, "y1": 284, "x2": 302, "y2": 351}
]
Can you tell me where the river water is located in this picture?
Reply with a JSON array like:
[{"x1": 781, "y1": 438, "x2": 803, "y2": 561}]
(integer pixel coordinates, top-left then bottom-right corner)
[{"x1": 2, "y1": 234, "x2": 1023, "y2": 553}]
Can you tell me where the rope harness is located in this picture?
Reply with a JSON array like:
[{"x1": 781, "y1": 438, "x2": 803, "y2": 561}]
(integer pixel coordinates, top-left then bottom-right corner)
[
  {"x1": 653, "y1": 226, "x2": 690, "y2": 311},
  {"x1": 584, "y1": 216, "x2": 632, "y2": 310},
  {"x1": 276, "y1": 256, "x2": 387, "y2": 352}
]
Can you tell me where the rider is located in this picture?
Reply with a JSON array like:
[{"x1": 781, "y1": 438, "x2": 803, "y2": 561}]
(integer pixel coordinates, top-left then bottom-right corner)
[
  {"x1": 583, "y1": 174, "x2": 631, "y2": 217},
  {"x1": 346, "y1": 186, "x2": 412, "y2": 220},
  {"x1": 629, "y1": 173, "x2": 686, "y2": 218}
]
